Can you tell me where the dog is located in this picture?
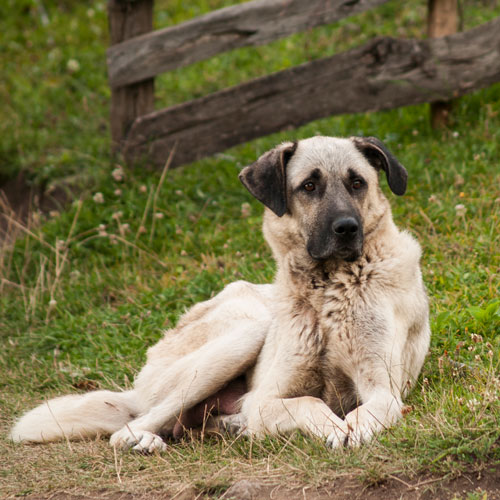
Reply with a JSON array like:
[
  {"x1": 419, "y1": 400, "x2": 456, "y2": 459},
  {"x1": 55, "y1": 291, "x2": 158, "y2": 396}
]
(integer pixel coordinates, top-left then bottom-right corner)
[{"x1": 10, "y1": 136, "x2": 430, "y2": 452}]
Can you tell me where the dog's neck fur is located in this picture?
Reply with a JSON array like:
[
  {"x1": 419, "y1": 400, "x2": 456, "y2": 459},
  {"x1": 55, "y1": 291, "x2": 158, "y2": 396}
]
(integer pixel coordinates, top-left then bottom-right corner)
[{"x1": 263, "y1": 203, "x2": 399, "y2": 294}]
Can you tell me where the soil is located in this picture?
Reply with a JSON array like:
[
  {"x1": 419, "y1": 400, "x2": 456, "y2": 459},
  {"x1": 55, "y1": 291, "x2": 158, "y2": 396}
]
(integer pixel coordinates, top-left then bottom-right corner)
[
  {"x1": 22, "y1": 466, "x2": 500, "y2": 500},
  {"x1": 0, "y1": 171, "x2": 73, "y2": 243}
]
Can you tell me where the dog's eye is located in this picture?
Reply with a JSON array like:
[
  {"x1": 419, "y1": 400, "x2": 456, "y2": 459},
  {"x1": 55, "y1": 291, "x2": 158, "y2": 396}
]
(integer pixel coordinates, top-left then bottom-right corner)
[
  {"x1": 352, "y1": 179, "x2": 364, "y2": 190},
  {"x1": 303, "y1": 182, "x2": 316, "y2": 192}
]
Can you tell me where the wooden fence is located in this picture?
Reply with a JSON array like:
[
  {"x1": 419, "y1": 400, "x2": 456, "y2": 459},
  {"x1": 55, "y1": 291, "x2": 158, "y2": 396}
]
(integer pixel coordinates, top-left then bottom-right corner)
[{"x1": 107, "y1": 0, "x2": 500, "y2": 169}]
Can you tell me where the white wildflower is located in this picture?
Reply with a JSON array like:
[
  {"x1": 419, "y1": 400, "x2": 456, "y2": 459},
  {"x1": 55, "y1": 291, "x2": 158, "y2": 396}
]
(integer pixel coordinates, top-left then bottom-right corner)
[
  {"x1": 241, "y1": 202, "x2": 251, "y2": 217},
  {"x1": 93, "y1": 192, "x2": 104, "y2": 204},
  {"x1": 466, "y1": 398, "x2": 479, "y2": 410},
  {"x1": 66, "y1": 59, "x2": 80, "y2": 73},
  {"x1": 112, "y1": 166, "x2": 124, "y2": 182},
  {"x1": 454, "y1": 204, "x2": 466, "y2": 217}
]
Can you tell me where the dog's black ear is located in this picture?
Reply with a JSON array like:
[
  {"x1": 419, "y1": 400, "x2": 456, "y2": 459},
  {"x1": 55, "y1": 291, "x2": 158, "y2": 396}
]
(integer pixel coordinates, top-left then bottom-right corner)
[
  {"x1": 239, "y1": 142, "x2": 297, "y2": 216},
  {"x1": 352, "y1": 137, "x2": 408, "y2": 195}
]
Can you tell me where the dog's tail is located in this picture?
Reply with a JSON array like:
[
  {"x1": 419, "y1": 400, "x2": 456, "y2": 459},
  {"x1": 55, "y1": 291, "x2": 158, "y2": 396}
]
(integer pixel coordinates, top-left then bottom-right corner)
[{"x1": 10, "y1": 390, "x2": 141, "y2": 443}]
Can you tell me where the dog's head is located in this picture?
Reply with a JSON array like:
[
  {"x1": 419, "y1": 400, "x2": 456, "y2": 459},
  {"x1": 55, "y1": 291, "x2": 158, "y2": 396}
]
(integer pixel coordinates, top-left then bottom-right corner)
[{"x1": 239, "y1": 136, "x2": 407, "y2": 263}]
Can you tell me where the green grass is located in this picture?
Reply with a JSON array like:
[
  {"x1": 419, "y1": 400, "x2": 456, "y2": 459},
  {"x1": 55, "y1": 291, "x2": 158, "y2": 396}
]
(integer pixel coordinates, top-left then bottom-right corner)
[{"x1": 1, "y1": 0, "x2": 499, "y2": 498}]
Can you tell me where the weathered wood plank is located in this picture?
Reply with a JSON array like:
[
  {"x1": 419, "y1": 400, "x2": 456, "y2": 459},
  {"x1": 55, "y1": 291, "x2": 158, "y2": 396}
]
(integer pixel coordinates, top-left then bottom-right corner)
[
  {"x1": 122, "y1": 17, "x2": 500, "y2": 168},
  {"x1": 107, "y1": 0, "x2": 391, "y2": 88},
  {"x1": 108, "y1": 0, "x2": 155, "y2": 149}
]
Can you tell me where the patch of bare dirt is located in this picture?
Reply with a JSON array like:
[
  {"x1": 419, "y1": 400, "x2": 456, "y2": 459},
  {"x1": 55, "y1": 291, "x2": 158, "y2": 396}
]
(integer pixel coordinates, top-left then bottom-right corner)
[
  {"x1": 0, "y1": 171, "x2": 74, "y2": 243},
  {"x1": 21, "y1": 466, "x2": 500, "y2": 500}
]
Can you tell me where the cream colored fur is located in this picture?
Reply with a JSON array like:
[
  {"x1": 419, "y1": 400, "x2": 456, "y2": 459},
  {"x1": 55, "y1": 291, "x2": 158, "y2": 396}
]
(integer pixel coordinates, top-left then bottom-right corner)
[{"x1": 10, "y1": 136, "x2": 430, "y2": 452}]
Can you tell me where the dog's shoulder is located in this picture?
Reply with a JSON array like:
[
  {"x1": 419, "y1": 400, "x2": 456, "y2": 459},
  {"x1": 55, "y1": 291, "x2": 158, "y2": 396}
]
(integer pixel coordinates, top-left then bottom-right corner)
[
  {"x1": 386, "y1": 228, "x2": 425, "y2": 294},
  {"x1": 361, "y1": 226, "x2": 428, "y2": 331},
  {"x1": 394, "y1": 229, "x2": 422, "y2": 266},
  {"x1": 364, "y1": 224, "x2": 424, "y2": 286}
]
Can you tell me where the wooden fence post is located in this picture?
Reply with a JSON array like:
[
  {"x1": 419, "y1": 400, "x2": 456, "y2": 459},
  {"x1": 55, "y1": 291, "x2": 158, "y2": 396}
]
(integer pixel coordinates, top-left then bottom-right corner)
[
  {"x1": 427, "y1": 0, "x2": 459, "y2": 128},
  {"x1": 108, "y1": 0, "x2": 155, "y2": 152}
]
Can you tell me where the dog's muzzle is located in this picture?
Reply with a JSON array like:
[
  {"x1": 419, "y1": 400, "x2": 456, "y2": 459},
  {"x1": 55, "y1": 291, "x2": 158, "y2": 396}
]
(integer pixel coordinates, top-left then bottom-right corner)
[{"x1": 307, "y1": 215, "x2": 363, "y2": 262}]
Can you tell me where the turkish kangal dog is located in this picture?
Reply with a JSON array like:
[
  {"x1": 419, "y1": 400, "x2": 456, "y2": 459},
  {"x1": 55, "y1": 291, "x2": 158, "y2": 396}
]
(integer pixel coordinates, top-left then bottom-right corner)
[{"x1": 11, "y1": 136, "x2": 430, "y2": 451}]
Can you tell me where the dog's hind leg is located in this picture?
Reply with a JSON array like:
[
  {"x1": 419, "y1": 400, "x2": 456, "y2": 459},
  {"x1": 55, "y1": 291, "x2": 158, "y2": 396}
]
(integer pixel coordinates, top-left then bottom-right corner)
[
  {"x1": 10, "y1": 389, "x2": 141, "y2": 443},
  {"x1": 109, "y1": 319, "x2": 268, "y2": 452}
]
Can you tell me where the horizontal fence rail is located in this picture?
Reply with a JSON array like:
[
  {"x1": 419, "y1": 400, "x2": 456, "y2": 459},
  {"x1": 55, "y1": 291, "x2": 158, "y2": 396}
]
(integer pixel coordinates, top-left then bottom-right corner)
[
  {"x1": 107, "y1": 0, "x2": 390, "y2": 88},
  {"x1": 121, "y1": 17, "x2": 500, "y2": 168}
]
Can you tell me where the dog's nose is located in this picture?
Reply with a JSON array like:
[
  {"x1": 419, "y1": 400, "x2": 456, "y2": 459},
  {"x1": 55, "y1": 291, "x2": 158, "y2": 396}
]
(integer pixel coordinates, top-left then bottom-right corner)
[{"x1": 333, "y1": 217, "x2": 359, "y2": 238}]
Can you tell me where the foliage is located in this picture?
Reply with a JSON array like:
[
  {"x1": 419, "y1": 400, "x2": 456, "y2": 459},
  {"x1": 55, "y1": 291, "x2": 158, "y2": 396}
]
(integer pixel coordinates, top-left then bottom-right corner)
[{"x1": 0, "y1": 0, "x2": 499, "y2": 497}]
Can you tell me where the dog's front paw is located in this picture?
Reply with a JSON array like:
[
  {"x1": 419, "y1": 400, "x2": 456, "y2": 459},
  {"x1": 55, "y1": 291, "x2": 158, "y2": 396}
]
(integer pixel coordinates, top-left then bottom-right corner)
[
  {"x1": 325, "y1": 427, "x2": 349, "y2": 449},
  {"x1": 327, "y1": 425, "x2": 373, "y2": 449},
  {"x1": 110, "y1": 427, "x2": 167, "y2": 453},
  {"x1": 217, "y1": 413, "x2": 248, "y2": 436},
  {"x1": 327, "y1": 409, "x2": 383, "y2": 448},
  {"x1": 345, "y1": 424, "x2": 375, "y2": 448}
]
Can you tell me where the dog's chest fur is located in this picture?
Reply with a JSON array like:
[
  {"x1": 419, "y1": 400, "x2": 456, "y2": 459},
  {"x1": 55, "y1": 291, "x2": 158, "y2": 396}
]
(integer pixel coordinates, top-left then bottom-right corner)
[{"x1": 283, "y1": 253, "x2": 388, "y2": 417}]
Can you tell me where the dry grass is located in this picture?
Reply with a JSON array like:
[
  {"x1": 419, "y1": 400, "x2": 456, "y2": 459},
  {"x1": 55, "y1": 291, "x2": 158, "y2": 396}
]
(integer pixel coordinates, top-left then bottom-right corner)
[{"x1": 1, "y1": 1, "x2": 500, "y2": 498}]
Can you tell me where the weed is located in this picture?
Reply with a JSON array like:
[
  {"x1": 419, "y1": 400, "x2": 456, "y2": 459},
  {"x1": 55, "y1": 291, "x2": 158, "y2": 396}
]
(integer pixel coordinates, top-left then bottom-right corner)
[{"x1": 1, "y1": 0, "x2": 499, "y2": 498}]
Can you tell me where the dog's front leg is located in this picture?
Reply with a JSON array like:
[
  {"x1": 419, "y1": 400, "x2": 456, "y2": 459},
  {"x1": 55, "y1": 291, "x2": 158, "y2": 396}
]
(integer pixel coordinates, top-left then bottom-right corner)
[
  {"x1": 328, "y1": 390, "x2": 402, "y2": 448},
  {"x1": 326, "y1": 384, "x2": 403, "y2": 448},
  {"x1": 241, "y1": 395, "x2": 349, "y2": 442}
]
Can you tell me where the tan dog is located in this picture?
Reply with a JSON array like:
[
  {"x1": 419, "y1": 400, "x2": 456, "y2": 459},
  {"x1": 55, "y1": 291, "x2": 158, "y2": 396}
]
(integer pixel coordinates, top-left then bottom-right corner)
[{"x1": 11, "y1": 136, "x2": 430, "y2": 451}]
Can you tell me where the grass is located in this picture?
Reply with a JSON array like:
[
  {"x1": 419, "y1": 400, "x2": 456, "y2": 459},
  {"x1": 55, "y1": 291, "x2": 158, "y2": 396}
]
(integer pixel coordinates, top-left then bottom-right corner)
[{"x1": 1, "y1": 0, "x2": 499, "y2": 498}]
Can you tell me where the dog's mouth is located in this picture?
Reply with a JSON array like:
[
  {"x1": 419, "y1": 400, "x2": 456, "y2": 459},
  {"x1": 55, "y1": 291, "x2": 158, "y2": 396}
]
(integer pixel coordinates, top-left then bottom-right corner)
[
  {"x1": 337, "y1": 247, "x2": 362, "y2": 262},
  {"x1": 307, "y1": 243, "x2": 363, "y2": 263}
]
